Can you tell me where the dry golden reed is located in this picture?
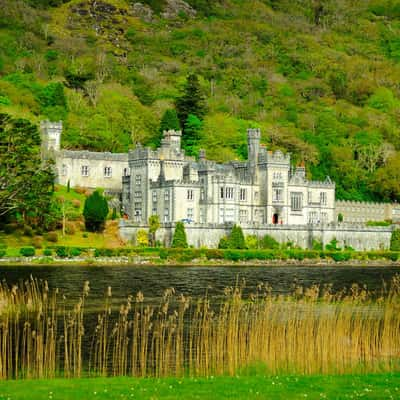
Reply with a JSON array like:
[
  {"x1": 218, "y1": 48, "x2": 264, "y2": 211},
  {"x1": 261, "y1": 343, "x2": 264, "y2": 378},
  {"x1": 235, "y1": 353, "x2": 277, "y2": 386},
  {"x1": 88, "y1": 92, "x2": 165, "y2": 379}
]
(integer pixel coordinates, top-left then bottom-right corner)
[{"x1": 0, "y1": 275, "x2": 399, "y2": 379}]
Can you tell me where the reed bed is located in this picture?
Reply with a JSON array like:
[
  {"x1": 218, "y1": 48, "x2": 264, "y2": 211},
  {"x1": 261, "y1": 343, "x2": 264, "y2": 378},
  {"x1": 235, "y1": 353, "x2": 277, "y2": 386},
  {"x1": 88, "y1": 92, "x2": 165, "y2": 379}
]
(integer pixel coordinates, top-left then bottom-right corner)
[{"x1": 0, "y1": 276, "x2": 399, "y2": 379}]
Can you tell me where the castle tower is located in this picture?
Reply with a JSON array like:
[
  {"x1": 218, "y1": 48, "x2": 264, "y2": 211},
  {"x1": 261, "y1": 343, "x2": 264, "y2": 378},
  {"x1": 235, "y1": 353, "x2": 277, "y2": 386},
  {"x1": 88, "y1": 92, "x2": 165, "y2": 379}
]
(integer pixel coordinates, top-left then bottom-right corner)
[
  {"x1": 40, "y1": 120, "x2": 62, "y2": 156},
  {"x1": 161, "y1": 129, "x2": 182, "y2": 153},
  {"x1": 247, "y1": 128, "x2": 261, "y2": 168}
]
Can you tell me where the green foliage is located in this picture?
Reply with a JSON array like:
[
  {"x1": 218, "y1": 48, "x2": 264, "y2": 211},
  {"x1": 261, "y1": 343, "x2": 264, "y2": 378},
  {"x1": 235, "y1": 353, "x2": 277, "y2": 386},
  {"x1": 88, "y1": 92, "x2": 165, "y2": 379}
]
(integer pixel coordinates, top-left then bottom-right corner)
[
  {"x1": 83, "y1": 190, "x2": 109, "y2": 232},
  {"x1": 337, "y1": 213, "x2": 344, "y2": 223},
  {"x1": 148, "y1": 215, "x2": 160, "y2": 246},
  {"x1": 366, "y1": 220, "x2": 392, "y2": 227},
  {"x1": 19, "y1": 246, "x2": 35, "y2": 257},
  {"x1": 171, "y1": 222, "x2": 188, "y2": 248},
  {"x1": 176, "y1": 74, "x2": 207, "y2": 128},
  {"x1": 245, "y1": 235, "x2": 259, "y2": 250},
  {"x1": 390, "y1": 229, "x2": 400, "y2": 251},
  {"x1": 325, "y1": 238, "x2": 341, "y2": 252},
  {"x1": 228, "y1": 225, "x2": 246, "y2": 249},
  {"x1": 183, "y1": 114, "x2": 202, "y2": 156},
  {"x1": 312, "y1": 240, "x2": 323, "y2": 251},
  {"x1": 155, "y1": 109, "x2": 181, "y2": 147},
  {"x1": 260, "y1": 235, "x2": 280, "y2": 249},
  {"x1": 0, "y1": 114, "x2": 55, "y2": 227},
  {"x1": 43, "y1": 248, "x2": 52, "y2": 256},
  {"x1": 218, "y1": 236, "x2": 229, "y2": 249}
]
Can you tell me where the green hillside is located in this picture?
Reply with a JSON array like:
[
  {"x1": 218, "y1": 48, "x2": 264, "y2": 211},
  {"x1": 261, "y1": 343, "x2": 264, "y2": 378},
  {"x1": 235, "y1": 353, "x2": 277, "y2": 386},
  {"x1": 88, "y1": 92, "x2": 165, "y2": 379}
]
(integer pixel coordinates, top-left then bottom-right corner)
[{"x1": 1, "y1": 0, "x2": 400, "y2": 201}]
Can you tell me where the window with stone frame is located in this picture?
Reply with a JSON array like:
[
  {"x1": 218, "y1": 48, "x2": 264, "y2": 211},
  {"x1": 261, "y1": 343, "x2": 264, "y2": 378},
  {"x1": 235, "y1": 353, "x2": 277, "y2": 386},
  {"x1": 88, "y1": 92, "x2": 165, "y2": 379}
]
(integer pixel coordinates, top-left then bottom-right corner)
[
  {"x1": 164, "y1": 208, "x2": 170, "y2": 222},
  {"x1": 123, "y1": 167, "x2": 130, "y2": 177},
  {"x1": 135, "y1": 174, "x2": 142, "y2": 185},
  {"x1": 220, "y1": 187, "x2": 224, "y2": 199},
  {"x1": 239, "y1": 209, "x2": 248, "y2": 223},
  {"x1": 200, "y1": 208, "x2": 206, "y2": 223},
  {"x1": 290, "y1": 192, "x2": 303, "y2": 211},
  {"x1": 134, "y1": 191, "x2": 142, "y2": 199},
  {"x1": 187, "y1": 189, "x2": 194, "y2": 200},
  {"x1": 225, "y1": 208, "x2": 235, "y2": 222},
  {"x1": 273, "y1": 188, "x2": 283, "y2": 202},
  {"x1": 225, "y1": 187, "x2": 234, "y2": 200},
  {"x1": 81, "y1": 165, "x2": 89, "y2": 177},
  {"x1": 152, "y1": 191, "x2": 157, "y2": 202},
  {"x1": 240, "y1": 188, "x2": 246, "y2": 201},
  {"x1": 320, "y1": 192, "x2": 327, "y2": 205},
  {"x1": 200, "y1": 189, "x2": 205, "y2": 201},
  {"x1": 164, "y1": 190, "x2": 170, "y2": 201},
  {"x1": 187, "y1": 208, "x2": 194, "y2": 220},
  {"x1": 104, "y1": 166, "x2": 112, "y2": 178},
  {"x1": 62, "y1": 164, "x2": 68, "y2": 176}
]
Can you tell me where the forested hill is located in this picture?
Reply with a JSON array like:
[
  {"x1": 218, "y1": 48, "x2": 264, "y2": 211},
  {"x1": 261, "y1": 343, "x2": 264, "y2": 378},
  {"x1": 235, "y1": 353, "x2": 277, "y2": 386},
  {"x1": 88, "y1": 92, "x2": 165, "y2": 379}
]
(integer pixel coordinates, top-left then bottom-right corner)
[{"x1": 1, "y1": 0, "x2": 400, "y2": 202}]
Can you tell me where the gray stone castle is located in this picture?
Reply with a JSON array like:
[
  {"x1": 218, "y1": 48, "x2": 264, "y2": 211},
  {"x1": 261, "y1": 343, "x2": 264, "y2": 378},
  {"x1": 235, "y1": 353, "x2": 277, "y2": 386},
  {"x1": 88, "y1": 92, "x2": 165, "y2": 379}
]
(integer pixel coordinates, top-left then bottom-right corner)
[{"x1": 41, "y1": 120, "x2": 397, "y2": 250}]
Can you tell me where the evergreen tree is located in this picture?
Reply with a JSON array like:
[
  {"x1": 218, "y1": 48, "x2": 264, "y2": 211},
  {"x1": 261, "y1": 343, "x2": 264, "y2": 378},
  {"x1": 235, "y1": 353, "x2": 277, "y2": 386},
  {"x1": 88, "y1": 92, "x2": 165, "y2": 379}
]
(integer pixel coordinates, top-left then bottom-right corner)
[
  {"x1": 175, "y1": 74, "x2": 207, "y2": 129},
  {"x1": 182, "y1": 114, "x2": 203, "y2": 156},
  {"x1": 390, "y1": 229, "x2": 400, "y2": 251},
  {"x1": 171, "y1": 221, "x2": 188, "y2": 248},
  {"x1": 83, "y1": 190, "x2": 109, "y2": 232},
  {"x1": 155, "y1": 109, "x2": 181, "y2": 147},
  {"x1": 228, "y1": 224, "x2": 246, "y2": 249}
]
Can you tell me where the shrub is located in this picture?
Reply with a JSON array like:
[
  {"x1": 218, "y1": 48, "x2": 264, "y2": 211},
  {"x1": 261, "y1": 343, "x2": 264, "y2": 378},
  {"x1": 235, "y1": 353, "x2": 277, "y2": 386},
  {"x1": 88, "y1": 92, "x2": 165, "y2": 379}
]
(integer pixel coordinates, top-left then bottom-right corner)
[
  {"x1": 390, "y1": 229, "x2": 400, "y2": 251},
  {"x1": 69, "y1": 248, "x2": 82, "y2": 257},
  {"x1": 325, "y1": 238, "x2": 341, "y2": 251},
  {"x1": 330, "y1": 252, "x2": 352, "y2": 262},
  {"x1": 31, "y1": 236, "x2": 43, "y2": 249},
  {"x1": 20, "y1": 247, "x2": 35, "y2": 257},
  {"x1": 72, "y1": 199, "x2": 81, "y2": 209},
  {"x1": 83, "y1": 190, "x2": 109, "y2": 232},
  {"x1": 218, "y1": 236, "x2": 229, "y2": 249},
  {"x1": 0, "y1": 249, "x2": 6, "y2": 258},
  {"x1": 245, "y1": 235, "x2": 259, "y2": 249},
  {"x1": 312, "y1": 240, "x2": 323, "y2": 251},
  {"x1": 3, "y1": 223, "x2": 18, "y2": 234},
  {"x1": 82, "y1": 232, "x2": 89, "y2": 238},
  {"x1": 337, "y1": 213, "x2": 343, "y2": 223},
  {"x1": 65, "y1": 222, "x2": 76, "y2": 235},
  {"x1": 43, "y1": 248, "x2": 52, "y2": 256},
  {"x1": 171, "y1": 222, "x2": 188, "y2": 248},
  {"x1": 260, "y1": 234, "x2": 279, "y2": 249},
  {"x1": 111, "y1": 207, "x2": 117, "y2": 220},
  {"x1": 23, "y1": 225, "x2": 34, "y2": 237},
  {"x1": 55, "y1": 246, "x2": 68, "y2": 258},
  {"x1": 228, "y1": 225, "x2": 246, "y2": 249},
  {"x1": 45, "y1": 231, "x2": 59, "y2": 243},
  {"x1": 205, "y1": 249, "x2": 224, "y2": 260},
  {"x1": 136, "y1": 229, "x2": 149, "y2": 247}
]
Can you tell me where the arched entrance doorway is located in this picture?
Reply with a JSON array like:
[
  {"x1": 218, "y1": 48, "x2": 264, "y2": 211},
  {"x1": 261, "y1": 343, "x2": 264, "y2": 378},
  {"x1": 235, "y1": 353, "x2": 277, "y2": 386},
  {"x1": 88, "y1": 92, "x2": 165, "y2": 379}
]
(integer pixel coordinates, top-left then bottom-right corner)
[{"x1": 272, "y1": 213, "x2": 279, "y2": 224}]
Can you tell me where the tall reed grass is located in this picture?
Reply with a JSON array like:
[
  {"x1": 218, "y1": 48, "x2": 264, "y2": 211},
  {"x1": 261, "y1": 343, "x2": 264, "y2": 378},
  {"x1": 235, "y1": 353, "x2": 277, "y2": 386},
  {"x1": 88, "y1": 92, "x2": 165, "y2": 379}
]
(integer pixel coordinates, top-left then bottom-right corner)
[{"x1": 0, "y1": 276, "x2": 399, "y2": 379}]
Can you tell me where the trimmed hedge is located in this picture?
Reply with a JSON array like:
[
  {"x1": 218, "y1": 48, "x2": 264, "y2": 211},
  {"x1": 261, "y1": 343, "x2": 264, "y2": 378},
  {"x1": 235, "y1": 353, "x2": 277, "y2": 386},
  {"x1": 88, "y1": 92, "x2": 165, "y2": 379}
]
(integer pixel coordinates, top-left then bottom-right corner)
[{"x1": 20, "y1": 247, "x2": 35, "y2": 257}]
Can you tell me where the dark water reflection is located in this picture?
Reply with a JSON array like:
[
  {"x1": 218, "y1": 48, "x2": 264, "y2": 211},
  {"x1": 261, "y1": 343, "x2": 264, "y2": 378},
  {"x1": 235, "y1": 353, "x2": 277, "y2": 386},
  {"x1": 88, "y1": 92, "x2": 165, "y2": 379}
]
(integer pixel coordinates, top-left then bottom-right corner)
[{"x1": 1, "y1": 265, "x2": 399, "y2": 307}]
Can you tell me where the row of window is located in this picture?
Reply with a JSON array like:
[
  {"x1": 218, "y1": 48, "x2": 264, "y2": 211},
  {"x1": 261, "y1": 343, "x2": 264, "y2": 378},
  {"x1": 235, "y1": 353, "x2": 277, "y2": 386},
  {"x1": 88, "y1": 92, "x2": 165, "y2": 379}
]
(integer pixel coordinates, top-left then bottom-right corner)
[
  {"x1": 62, "y1": 165, "x2": 130, "y2": 178},
  {"x1": 220, "y1": 187, "x2": 247, "y2": 201}
]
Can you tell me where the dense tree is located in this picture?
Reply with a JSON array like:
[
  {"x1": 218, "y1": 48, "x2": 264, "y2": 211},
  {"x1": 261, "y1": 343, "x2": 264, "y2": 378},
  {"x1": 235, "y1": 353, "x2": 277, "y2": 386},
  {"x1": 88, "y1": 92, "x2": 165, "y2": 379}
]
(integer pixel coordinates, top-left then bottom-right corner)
[
  {"x1": 171, "y1": 222, "x2": 188, "y2": 248},
  {"x1": 154, "y1": 109, "x2": 180, "y2": 147},
  {"x1": 228, "y1": 225, "x2": 246, "y2": 249},
  {"x1": 0, "y1": 114, "x2": 55, "y2": 225},
  {"x1": 83, "y1": 190, "x2": 109, "y2": 232},
  {"x1": 182, "y1": 114, "x2": 202, "y2": 156},
  {"x1": 390, "y1": 229, "x2": 400, "y2": 251},
  {"x1": 149, "y1": 214, "x2": 160, "y2": 247},
  {"x1": 175, "y1": 74, "x2": 207, "y2": 129}
]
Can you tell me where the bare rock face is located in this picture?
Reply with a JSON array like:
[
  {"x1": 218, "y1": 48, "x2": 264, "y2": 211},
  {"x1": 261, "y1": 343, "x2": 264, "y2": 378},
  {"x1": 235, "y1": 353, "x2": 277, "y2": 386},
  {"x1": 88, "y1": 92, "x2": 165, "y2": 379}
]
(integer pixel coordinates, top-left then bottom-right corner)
[
  {"x1": 161, "y1": 0, "x2": 197, "y2": 19},
  {"x1": 131, "y1": 2, "x2": 155, "y2": 23}
]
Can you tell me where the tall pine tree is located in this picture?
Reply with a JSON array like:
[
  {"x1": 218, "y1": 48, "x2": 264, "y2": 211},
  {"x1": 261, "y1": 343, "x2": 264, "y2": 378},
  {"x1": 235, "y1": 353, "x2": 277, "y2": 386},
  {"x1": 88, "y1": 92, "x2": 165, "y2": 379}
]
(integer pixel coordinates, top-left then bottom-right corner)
[
  {"x1": 176, "y1": 74, "x2": 207, "y2": 128},
  {"x1": 171, "y1": 222, "x2": 188, "y2": 248},
  {"x1": 83, "y1": 190, "x2": 109, "y2": 232}
]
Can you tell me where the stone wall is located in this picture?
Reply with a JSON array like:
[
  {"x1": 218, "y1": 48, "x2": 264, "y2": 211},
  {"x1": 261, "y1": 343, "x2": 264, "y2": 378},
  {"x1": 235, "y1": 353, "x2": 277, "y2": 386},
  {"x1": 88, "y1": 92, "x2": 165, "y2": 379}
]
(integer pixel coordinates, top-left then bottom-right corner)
[
  {"x1": 335, "y1": 200, "x2": 393, "y2": 224},
  {"x1": 119, "y1": 221, "x2": 393, "y2": 251}
]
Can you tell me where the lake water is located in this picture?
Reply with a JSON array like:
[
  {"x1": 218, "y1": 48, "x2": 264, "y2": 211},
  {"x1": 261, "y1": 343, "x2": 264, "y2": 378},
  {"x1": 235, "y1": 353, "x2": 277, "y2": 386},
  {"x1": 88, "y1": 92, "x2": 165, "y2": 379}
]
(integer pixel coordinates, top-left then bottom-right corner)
[{"x1": 1, "y1": 265, "x2": 399, "y2": 307}]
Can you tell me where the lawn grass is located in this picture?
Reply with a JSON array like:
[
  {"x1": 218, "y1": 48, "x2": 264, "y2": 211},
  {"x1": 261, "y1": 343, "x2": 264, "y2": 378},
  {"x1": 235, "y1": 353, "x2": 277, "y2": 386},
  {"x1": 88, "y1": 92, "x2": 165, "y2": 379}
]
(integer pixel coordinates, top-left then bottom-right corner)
[{"x1": 0, "y1": 373, "x2": 399, "y2": 400}]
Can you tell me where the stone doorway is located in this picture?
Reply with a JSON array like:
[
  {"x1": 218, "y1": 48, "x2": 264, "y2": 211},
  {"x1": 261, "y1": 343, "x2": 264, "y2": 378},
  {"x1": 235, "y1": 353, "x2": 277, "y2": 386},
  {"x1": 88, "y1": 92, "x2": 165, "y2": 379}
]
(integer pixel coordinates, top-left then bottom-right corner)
[{"x1": 272, "y1": 213, "x2": 279, "y2": 224}]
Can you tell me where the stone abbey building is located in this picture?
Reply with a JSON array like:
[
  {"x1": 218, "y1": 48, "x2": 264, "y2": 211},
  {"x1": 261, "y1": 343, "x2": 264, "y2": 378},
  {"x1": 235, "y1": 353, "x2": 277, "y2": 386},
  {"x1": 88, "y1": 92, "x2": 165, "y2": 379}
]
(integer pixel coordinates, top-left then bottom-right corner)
[{"x1": 41, "y1": 120, "x2": 396, "y2": 249}]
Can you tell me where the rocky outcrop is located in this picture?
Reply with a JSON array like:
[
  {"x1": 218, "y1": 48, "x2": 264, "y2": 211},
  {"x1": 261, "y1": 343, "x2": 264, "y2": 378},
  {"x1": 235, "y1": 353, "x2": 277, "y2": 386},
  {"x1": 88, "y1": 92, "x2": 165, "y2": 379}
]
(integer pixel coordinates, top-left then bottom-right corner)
[
  {"x1": 131, "y1": 2, "x2": 155, "y2": 23},
  {"x1": 161, "y1": 0, "x2": 197, "y2": 19}
]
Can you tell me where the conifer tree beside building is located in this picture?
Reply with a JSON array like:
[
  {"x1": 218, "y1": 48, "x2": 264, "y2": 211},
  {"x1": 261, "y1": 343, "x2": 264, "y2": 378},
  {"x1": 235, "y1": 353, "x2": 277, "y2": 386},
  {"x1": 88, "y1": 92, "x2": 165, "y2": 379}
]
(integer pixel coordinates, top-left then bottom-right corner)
[
  {"x1": 171, "y1": 222, "x2": 188, "y2": 248},
  {"x1": 83, "y1": 190, "x2": 109, "y2": 232}
]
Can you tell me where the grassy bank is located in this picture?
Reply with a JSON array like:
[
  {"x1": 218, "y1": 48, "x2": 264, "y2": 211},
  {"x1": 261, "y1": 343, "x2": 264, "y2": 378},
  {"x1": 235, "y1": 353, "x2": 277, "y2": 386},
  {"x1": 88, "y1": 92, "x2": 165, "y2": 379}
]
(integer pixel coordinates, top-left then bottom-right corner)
[
  {"x1": 1, "y1": 246, "x2": 400, "y2": 267},
  {"x1": 1, "y1": 374, "x2": 399, "y2": 400}
]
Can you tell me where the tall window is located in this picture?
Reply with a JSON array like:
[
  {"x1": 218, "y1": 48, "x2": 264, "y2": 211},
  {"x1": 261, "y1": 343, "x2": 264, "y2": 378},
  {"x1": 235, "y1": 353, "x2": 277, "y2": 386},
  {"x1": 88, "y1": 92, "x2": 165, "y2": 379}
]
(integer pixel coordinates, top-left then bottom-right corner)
[
  {"x1": 200, "y1": 208, "x2": 206, "y2": 223},
  {"x1": 134, "y1": 191, "x2": 142, "y2": 199},
  {"x1": 240, "y1": 188, "x2": 246, "y2": 201},
  {"x1": 104, "y1": 166, "x2": 112, "y2": 178},
  {"x1": 135, "y1": 174, "x2": 142, "y2": 185},
  {"x1": 225, "y1": 187, "x2": 234, "y2": 200},
  {"x1": 200, "y1": 189, "x2": 205, "y2": 201},
  {"x1": 187, "y1": 189, "x2": 194, "y2": 200},
  {"x1": 290, "y1": 192, "x2": 302, "y2": 211},
  {"x1": 164, "y1": 208, "x2": 170, "y2": 222},
  {"x1": 81, "y1": 165, "x2": 89, "y2": 177},
  {"x1": 164, "y1": 190, "x2": 170, "y2": 201},
  {"x1": 220, "y1": 187, "x2": 224, "y2": 199},
  {"x1": 152, "y1": 191, "x2": 157, "y2": 202},
  {"x1": 321, "y1": 212, "x2": 328, "y2": 223},
  {"x1": 123, "y1": 167, "x2": 130, "y2": 177},
  {"x1": 219, "y1": 208, "x2": 225, "y2": 223},
  {"x1": 187, "y1": 208, "x2": 194, "y2": 220},
  {"x1": 308, "y1": 211, "x2": 318, "y2": 224},
  {"x1": 273, "y1": 188, "x2": 283, "y2": 202},
  {"x1": 62, "y1": 164, "x2": 68, "y2": 176},
  {"x1": 320, "y1": 192, "x2": 327, "y2": 206},
  {"x1": 225, "y1": 208, "x2": 235, "y2": 222}
]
